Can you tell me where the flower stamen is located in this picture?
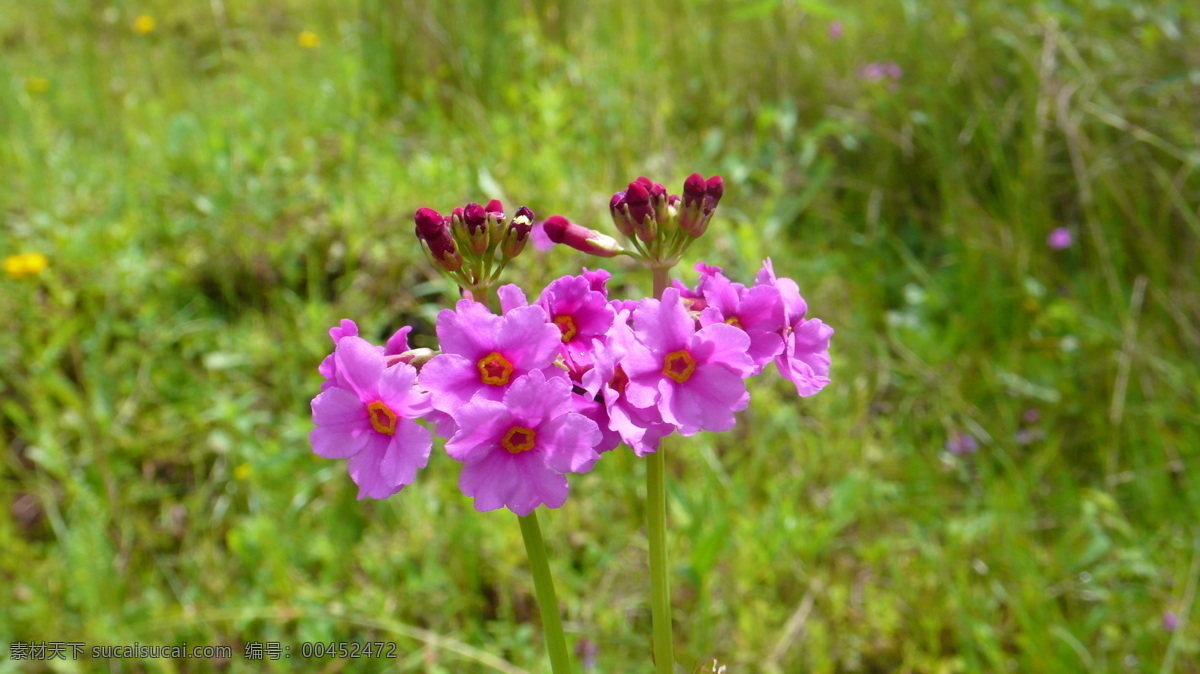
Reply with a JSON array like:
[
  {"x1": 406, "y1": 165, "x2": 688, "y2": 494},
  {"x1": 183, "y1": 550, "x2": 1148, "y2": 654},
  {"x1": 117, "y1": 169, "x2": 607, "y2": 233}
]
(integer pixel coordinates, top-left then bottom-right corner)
[
  {"x1": 501, "y1": 426, "x2": 538, "y2": 453},
  {"x1": 724, "y1": 316, "x2": 741, "y2": 328},
  {"x1": 477, "y1": 352, "x2": 515, "y2": 385},
  {"x1": 367, "y1": 401, "x2": 398, "y2": 435},
  {"x1": 662, "y1": 350, "x2": 697, "y2": 383}
]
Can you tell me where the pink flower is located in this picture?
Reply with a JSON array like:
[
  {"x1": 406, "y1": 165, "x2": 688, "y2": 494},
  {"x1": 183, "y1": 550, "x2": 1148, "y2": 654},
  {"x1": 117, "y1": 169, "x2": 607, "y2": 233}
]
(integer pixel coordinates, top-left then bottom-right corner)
[
  {"x1": 829, "y1": 21, "x2": 844, "y2": 40},
  {"x1": 419, "y1": 300, "x2": 564, "y2": 414},
  {"x1": 697, "y1": 268, "x2": 787, "y2": 373},
  {"x1": 310, "y1": 336, "x2": 433, "y2": 499},
  {"x1": 622, "y1": 288, "x2": 755, "y2": 435},
  {"x1": 582, "y1": 310, "x2": 675, "y2": 455},
  {"x1": 318, "y1": 319, "x2": 412, "y2": 391},
  {"x1": 446, "y1": 370, "x2": 602, "y2": 515},
  {"x1": 755, "y1": 259, "x2": 832, "y2": 397},
  {"x1": 1047, "y1": 227, "x2": 1073, "y2": 250},
  {"x1": 535, "y1": 274, "x2": 615, "y2": 370},
  {"x1": 860, "y1": 61, "x2": 902, "y2": 82},
  {"x1": 946, "y1": 432, "x2": 978, "y2": 456}
]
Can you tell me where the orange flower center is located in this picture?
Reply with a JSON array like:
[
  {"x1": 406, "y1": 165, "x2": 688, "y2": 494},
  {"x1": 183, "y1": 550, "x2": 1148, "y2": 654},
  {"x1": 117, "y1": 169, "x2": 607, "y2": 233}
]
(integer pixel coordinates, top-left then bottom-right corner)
[
  {"x1": 662, "y1": 350, "x2": 697, "y2": 383},
  {"x1": 367, "y1": 401, "x2": 398, "y2": 435},
  {"x1": 501, "y1": 426, "x2": 538, "y2": 453},
  {"x1": 477, "y1": 351, "x2": 515, "y2": 385},
  {"x1": 725, "y1": 316, "x2": 741, "y2": 328},
  {"x1": 553, "y1": 314, "x2": 578, "y2": 342},
  {"x1": 609, "y1": 366, "x2": 630, "y2": 395}
]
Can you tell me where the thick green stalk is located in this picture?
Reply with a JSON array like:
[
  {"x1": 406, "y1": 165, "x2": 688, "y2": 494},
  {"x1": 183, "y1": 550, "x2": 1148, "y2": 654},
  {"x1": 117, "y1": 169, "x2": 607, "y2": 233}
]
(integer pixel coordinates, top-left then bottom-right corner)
[
  {"x1": 648, "y1": 266, "x2": 675, "y2": 673},
  {"x1": 518, "y1": 512, "x2": 573, "y2": 674}
]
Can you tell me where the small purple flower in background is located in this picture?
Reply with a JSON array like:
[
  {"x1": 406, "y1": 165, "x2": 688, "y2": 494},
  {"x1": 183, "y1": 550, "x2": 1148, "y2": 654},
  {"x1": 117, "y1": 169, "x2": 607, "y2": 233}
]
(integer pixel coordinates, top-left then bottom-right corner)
[
  {"x1": 1163, "y1": 611, "x2": 1179, "y2": 632},
  {"x1": 828, "y1": 21, "x2": 844, "y2": 40},
  {"x1": 946, "y1": 432, "x2": 979, "y2": 456},
  {"x1": 529, "y1": 219, "x2": 555, "y2": 252},
  {"x1": 575, "y1": 638, "x2": 599, "y2": 671},
  {"x1": 622, "y1": 288, "x2": 755, "y2": 435},
  {"x1": 419, "y1": 299, "x2": 563, "y2": 415},
  {"x1": 861, "y1": 61, "x2": 902, "y2": 83},
  {"x1": 1023, "y1": 407, "x2": 1040, "y2": 423},
  {"x1": 446, "y1": 370, "x2": 602, "y2": 515},
  {"x1": 1048, "y1": 227, "x2": 1073, "y2": 250},
  {"x1": 310, "y1": 336, "x2": 434, "y2": 499}
]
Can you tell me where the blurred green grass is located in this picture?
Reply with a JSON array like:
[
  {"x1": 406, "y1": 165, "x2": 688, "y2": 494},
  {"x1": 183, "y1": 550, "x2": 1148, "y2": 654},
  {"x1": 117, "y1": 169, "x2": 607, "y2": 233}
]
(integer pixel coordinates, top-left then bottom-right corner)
[{"x1": 2, "y1": 0, "x2": 1199, "y2": 671}]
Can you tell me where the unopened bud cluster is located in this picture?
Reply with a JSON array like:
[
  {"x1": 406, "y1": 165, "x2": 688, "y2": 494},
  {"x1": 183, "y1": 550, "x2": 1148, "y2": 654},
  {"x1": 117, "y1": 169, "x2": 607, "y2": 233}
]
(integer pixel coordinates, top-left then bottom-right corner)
[
  {"x1": 539, "y1": 174, "x2": 724, "y2": 269},
  {"x1": 414, "y1": 199, "x2": 535, "y2": 295}
]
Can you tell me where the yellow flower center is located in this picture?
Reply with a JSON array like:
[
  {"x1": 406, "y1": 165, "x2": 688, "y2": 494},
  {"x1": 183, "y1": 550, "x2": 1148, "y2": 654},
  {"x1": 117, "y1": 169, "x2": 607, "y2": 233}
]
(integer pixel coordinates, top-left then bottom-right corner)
[
  {"x1": 477, "y1": 352, "x2": 515, "y2": 386},
  {"x1": 553, "y1": 314, "x2": 578, "y2": 342},
  {"x1": 501, "y1": 426, "x2": 537, "y2": 453},
  {"x1": 725, "y1": 316, "x2": 741, "y2": 328},
  {"x1": 662, "y1": 350, "x2": 697, "y2": 384},
  {"x1": 367, "y1": 401, "x2": 398, "y2": 435}
]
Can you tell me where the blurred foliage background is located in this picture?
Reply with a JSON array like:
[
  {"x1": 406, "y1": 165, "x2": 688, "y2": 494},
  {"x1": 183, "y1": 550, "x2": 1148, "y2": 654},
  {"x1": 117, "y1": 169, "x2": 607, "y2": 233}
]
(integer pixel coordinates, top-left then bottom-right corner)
[{"x1": 2, "y1": 0, "x2": 1199, "y2": 671}]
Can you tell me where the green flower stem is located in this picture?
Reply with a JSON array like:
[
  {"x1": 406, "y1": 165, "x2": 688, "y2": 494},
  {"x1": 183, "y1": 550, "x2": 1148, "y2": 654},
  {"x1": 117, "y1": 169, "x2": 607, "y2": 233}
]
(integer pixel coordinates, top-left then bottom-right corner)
[
  {"x1": 518, "y1": 512, "x2": 573, "y2": 674},
  {"x1": 648, "y1": 266, "x2": 675, "y2": 673}
]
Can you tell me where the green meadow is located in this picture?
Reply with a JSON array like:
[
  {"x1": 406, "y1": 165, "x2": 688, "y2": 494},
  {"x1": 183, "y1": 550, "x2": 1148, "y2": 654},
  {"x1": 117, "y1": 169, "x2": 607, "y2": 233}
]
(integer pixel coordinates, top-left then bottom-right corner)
[{"x1": 2, "y1": 0, "x2": 1199, "y2": 671}]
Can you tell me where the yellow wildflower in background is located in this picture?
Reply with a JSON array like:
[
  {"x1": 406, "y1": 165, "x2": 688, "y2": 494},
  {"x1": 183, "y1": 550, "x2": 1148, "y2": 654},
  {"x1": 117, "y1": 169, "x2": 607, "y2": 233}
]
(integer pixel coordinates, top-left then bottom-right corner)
[
  {"x1": 298, "y1": 31, "x2": 321, "y2": 49},
  {"x1": 233, "y1": 464, "x2": 253, "y2": 481},
  {"x1": 25, "y1": 77, "x2": 50, "y2": 93},
  {"x1": 4, "y1": 253, "x2": 49, "y2": 279},
  {"x1": 133, "y1": 15, "x2": 156, "y2": 34}
]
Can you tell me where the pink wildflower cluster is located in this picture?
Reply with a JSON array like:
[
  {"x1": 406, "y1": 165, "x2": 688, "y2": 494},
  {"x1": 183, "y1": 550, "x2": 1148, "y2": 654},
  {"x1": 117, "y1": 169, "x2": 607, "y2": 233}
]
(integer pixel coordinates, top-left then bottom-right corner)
[{"x1": 310, "y1": 179, "x2": 832, "y2": 515}]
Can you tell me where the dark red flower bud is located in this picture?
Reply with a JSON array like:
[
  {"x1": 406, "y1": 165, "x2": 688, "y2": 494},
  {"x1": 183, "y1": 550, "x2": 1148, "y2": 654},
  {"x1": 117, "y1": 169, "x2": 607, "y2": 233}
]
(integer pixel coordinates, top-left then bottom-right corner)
[
  {"x1": 683, "y1": 173, "x2": 707, "y2": 208},
  {"x1": 485, "y1": 199, "x2": 504, "y2": 217},
  {"x1": 624, "y1": 181, "x2": 655, "y2": 240},
  {"x1": 704, "y1": 176, "x2": 725, "y2": 209},
  {"x1": 543, "y1": 215, "x2": 622, "y2": 257},
  {"x1": 414, "y1": 208, "x2": 445, "y2": 239},
  {"x1": 423, "y1": 229, "x2": 462, "y2": 272},
  {"x1": 501, "y1": 206, "x2": 535, "y2": 258},
  {"x1": 463, "y1": 202, "x2": 487, "y2": 234},
  {"x1": 609, "y1": 191, "x2": 635, "y2": 238}
]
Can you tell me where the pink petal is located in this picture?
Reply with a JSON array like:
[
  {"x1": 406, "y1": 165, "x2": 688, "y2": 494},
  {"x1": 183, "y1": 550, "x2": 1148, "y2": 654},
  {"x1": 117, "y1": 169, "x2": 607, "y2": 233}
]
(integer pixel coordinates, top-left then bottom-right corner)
[
  {"x1": 378, "y1": 362, "x2": 432, "y2": 417},
  {"x1": 446, "y1": 399, "x2": 510, "y2": 463},
  {"x1": 333, "y1": 336, "x2": 385, "y2": 399},
  {"x1": 498, "y1": 284, "x2": 529, "y2": 313},
  {"x1": 459, "y1": 450, "x2": 519, "y2": 513},
  {"x1": 633, "y1": 288, "x2": 694, "y2": 354},
  {"x1": 378, "y1": 419, "x2": 432, "y2": 487},
  {"x1": 419, "y1": 354, "x2": 489, "y2": 413},
  {"x1": 541, "y1": 411, "x2": 602, "y2": 474},
  {"x1": 508, "y1": 452, "x2": 569, "y2": 515},
  {"x1": 310, "y1": 387, "x2": 372, "y2": 459},
  {"x1": 348, "y1": 434, "x2": 403, "y2": 500},
  {"x1": 495, "y1": 305, "x2": 560, "y2": 371},
  {"x1": 436, "y1": 300, "x2": 498, "y2": 359},
  {"x1": 502, "y1": 370, "x2": 573, "y2": 427}
]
